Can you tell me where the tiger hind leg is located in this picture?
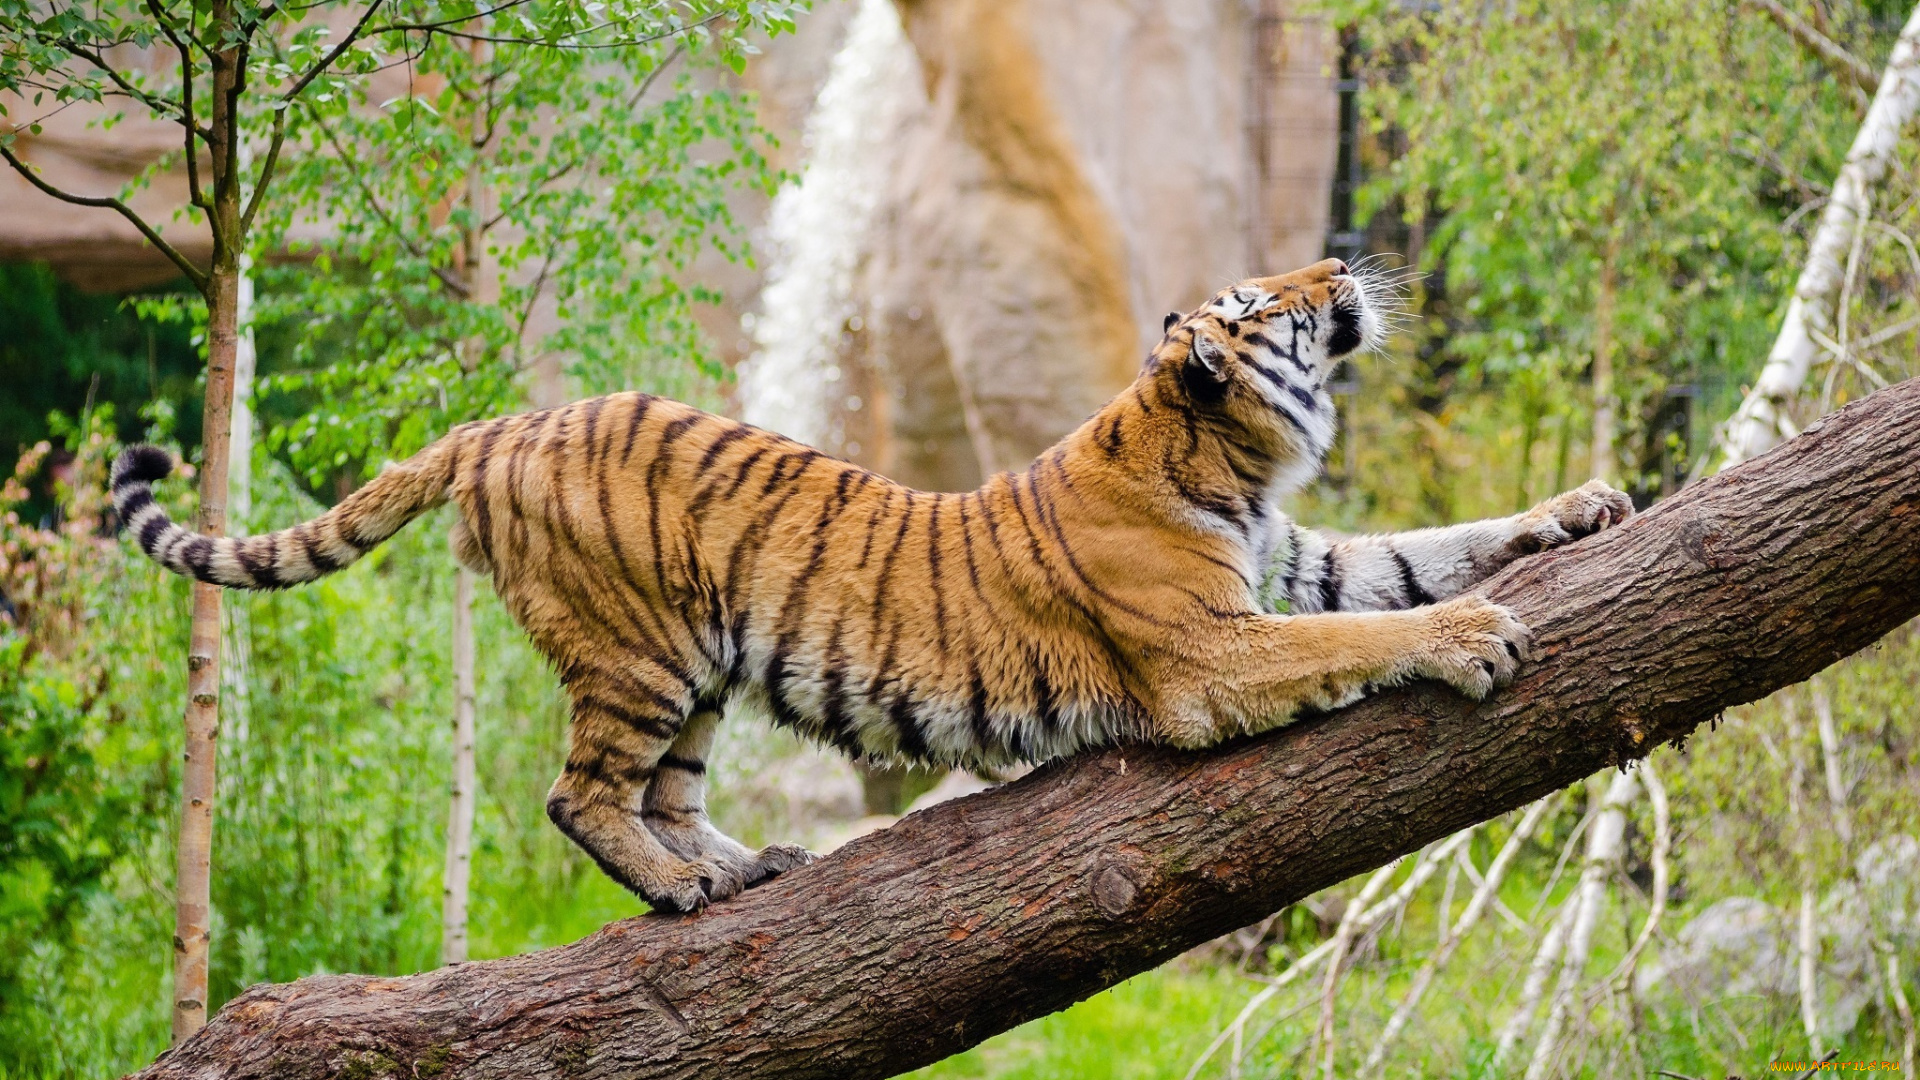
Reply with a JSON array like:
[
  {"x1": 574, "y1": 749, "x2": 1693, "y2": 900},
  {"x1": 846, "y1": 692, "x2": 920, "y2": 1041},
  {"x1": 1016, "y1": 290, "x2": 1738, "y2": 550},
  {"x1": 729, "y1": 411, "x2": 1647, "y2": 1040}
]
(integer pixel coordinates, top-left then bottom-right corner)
[
  {"x1": 642, "y1": 708, "x2": 815, "y2": 899},
  {"x1": 546, "y1": 694, "x2": 733, "y2": 914}
]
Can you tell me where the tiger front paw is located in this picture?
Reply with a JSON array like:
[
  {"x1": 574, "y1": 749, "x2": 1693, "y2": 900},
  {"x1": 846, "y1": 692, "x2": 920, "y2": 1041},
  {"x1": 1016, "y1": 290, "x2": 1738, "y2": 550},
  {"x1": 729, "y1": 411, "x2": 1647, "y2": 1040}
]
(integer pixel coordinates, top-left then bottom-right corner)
[
  {"x1": 1514, "y1": 479, "x2": 1634, "y2": 554},
  {"x1": 1412, "y1": 596, "x2": 1531, "y2": 700},
  {"x1": 642, "y1": 857, "x2": 747, "y2": 915},
  {"x1": 746, "y1": 843, "x2": 817, "y2": 889}
]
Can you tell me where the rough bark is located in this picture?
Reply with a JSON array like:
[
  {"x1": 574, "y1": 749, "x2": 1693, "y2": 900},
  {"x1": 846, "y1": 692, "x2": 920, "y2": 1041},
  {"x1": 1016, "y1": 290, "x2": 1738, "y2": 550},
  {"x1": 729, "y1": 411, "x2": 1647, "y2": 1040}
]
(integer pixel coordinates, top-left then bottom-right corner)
[{"x1": 137, "y1": 379, "x2": 1920, "y2": 1080}]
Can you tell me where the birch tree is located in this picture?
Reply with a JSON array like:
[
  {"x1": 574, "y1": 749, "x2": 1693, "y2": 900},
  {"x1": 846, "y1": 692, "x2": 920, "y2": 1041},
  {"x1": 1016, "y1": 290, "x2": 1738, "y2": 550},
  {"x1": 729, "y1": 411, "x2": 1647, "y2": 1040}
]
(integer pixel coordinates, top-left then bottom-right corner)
[
  {"x1": 1716, "y1": 3, "x2": 1920, "y2": 467},
  {"x1": 248, "y1": 1, "x2": 790, "y2": 967},
  {"x1": 1346, "y1": 0, "x2": 1861, "y2": 502}
]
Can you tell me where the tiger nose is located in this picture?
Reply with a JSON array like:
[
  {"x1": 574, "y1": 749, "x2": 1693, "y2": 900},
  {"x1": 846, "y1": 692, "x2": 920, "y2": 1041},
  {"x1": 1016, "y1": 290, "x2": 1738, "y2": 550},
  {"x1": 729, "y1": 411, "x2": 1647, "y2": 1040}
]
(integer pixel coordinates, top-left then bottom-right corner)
[{"x1": 1330, "y1": 259, "x2": 1351, "y2": 276}]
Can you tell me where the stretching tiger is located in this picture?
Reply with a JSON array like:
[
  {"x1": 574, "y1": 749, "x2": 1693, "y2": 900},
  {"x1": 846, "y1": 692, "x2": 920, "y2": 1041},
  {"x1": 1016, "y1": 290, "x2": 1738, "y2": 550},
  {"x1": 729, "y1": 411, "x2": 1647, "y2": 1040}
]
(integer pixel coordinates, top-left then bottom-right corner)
[{"x1": 111, "y1": 258, "x2": 1631, "y2": 913}]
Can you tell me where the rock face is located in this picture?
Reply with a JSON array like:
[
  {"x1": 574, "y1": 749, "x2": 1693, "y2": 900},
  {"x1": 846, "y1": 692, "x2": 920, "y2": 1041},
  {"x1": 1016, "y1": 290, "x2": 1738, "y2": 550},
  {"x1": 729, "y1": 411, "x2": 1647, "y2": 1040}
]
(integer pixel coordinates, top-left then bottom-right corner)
[
  {"x1": 0, "y1": 101, "x2": 213, "y2": 292},
  {"x1": 737, "y1": 0, "x2": 1340, "y2": 487},
  {"x1": 1636, "y1": 835, "x2": 1920, "y2": 1042}
]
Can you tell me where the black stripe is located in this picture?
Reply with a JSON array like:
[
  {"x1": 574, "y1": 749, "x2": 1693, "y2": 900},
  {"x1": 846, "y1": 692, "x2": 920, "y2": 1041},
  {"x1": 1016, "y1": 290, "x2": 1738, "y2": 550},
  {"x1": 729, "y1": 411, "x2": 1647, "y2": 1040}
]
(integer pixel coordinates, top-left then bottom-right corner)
[
  {"x1": 181, "y1": 535, "x2": 215, "y2": 574},
  {"x1": 767, "y1": 450, "x2": 821, "y2": 495},
  {"x1": 926, "y1": 498, "x2": 951, "y2": 651},
  {"x1": 657, "y1": 753, "x2": 706, "y2": 775},
  {"x1": 720, "y1": 447, "x2": 770, "y2": 501},
  {"x1": 303, "y1": 530, "x2": 347, "y2": 573},
  {"x1": 1281, "y1": 526, "x2": 1306, "y2": 599},
  {"x1": 1032, "y1": 460, "x2": 1177, "y2": 626},
  {"x1": 468, "y1": 419, "x2": 506, "y2": 566},
  {"x1": 542, "y1": 418, "x2": 685, "y2": 672},
  {"x1": 234, "y1": 541, "x2": 282, "y2": 588},
  {"x1": 968, "y1": 668, "x2": 993, "y2": 752},
  {"x1": 956, "y1": 497, "x2": 986, "y2": 599},
  {"x1": 619, "y1": 394, "x2": 656, "y2": 466},
  {"x1": 116, "y1": 487, "x2": 154, "y2": 521},
  {"x1": 888, "y1": 693, "x2": 931, "y2": 762},
  {"x1": 564, "y1": 750, "x2": 655, "y2": 787},
  {"x1": 577, "y1": 694, "x2": 682, "y2": 740},
  {"x1": 1031, "y1": 660, "x2": 1058, "y2": 733},
  {"x1": 645, "y1": 414, "x2": 704, "y2": 598},
  {"x1": 866, "y1": 493, "x2": 916, "y2": 661},
  {"x1": 1160, "y1": 442, "x2": 1244, "y2": 525},
  {"x1": 137, "y1": 513, "x2": 169, "y2": 553},
  {"x1": 696, "y1": 425, "x2": 752, "y2": 472},
  {"x1": 590, "y1": 400, "x2": 698, "y2": 664},
  {"x1": 856, "y1": 488, "x2": 895, "y2": 566},
  {"x1": 1318, "y1": 550, "x2": 1342, "y2": 613},
  {"x1": 1389, "y1": 547, "x2": 1436, "y2": 608}
]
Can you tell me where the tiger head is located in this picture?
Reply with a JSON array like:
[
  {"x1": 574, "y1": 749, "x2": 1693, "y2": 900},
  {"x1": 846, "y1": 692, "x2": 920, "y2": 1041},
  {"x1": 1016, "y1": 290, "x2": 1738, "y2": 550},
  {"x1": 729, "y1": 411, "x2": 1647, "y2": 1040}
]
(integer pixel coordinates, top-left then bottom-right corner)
[{"x1": 1147, "y1": 258, "x2": 1383, "y2": 461}]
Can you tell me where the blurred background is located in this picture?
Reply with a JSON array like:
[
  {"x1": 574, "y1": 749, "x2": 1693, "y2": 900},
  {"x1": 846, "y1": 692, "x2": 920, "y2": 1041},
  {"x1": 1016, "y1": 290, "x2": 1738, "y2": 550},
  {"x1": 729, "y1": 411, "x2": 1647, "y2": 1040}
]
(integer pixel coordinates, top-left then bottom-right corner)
[{"x1": 3, "y1": 0, "x2": 1919, "y2": 1075}]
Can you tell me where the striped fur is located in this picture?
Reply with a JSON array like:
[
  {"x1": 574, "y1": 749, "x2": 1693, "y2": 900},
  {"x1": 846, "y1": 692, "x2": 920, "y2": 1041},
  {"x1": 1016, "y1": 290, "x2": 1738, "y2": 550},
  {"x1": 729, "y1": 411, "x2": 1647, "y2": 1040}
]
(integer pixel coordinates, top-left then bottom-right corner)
[{"x1": 112, "y1": 259, "x2": 1630, "y2": 913}]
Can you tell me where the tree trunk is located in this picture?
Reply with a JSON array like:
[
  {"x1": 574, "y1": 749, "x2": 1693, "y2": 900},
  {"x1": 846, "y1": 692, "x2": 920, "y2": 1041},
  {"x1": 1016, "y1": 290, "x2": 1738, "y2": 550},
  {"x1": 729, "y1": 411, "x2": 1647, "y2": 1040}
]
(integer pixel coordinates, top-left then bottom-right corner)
[
  {"x1": 135, "y1": 378, "x2": 1920, "y2": 1080},
  {"x1": 441, "y1": 31, "x2": 493, "y2": 970},
  {"x1": 442, "y1": 566, "x2": 479, "y2": 966},
  {"x1": 171, "y1": 0, "x2": 244, "y2": 1041},
  {"x1": 1718, "y1": 3, "x2": 1920, "y2": 467},
  {"x1": 1589, "y1": 231, "x2": 1620, "y2": 485}
]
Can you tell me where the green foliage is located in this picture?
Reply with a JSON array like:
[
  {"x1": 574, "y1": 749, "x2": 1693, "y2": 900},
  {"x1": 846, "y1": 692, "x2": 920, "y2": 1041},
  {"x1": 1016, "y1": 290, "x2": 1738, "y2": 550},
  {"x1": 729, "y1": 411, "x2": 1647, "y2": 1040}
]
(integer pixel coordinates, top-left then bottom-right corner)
[
  {"x1": 0, "y1": 264, "x2": 202, "y2": 487},
  {"x1": 1318, "y1": 0, "x2": 1899, "y2": 503},
  {"x1": 253, "y1": 5, "x2": 792, "y2": 481}
]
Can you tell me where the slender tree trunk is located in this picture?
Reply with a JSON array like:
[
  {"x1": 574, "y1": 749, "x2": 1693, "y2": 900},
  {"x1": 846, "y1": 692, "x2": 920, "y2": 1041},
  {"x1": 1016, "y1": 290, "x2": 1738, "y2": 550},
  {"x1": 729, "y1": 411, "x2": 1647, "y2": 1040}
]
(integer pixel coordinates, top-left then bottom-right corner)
[
  {"x1": 172, "y1": 1, "x2": 244, "y2": 1041},
  {"x1": 442, "y1": 39, "x2": 492, "y2": 964},
  {"x1": 1782, "y1": 697, "x2": 1824, "y2": 1057},
  {"x1": 222, "y1": 252, "x2": 254, "y2": 750},
  {"x1": 1589, "y1": 231, "x2": 1620, "y2": 485},
  {"x1": 135, "y1": 379, "x2": 1920, "y2": 1079},
  {"x1": 442, "y1": 567, "x2": 479, "y2": 965},
  {"x1": 1719, "y1": 3, "x2": 1920, "y2": 467},
  {"x1": 1524, "y1": 769, "x2": 1638, "y2": 1080}
]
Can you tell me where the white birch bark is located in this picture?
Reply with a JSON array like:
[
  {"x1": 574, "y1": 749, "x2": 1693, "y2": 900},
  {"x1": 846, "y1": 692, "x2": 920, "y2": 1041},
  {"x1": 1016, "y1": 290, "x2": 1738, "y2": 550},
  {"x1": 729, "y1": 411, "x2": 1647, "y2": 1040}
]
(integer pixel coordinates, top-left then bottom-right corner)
[
  {"x1": 1522, "y1": 769, "x2": 1640, "y2": 1080},
  {"x1": 443, "y1": 34, "x2": 492, "y2": 967},
  {"x1": 1313, "y1": 859, "x2": 1400, "y2": 1080},
  {"x1": 1718, "y1": 4, "x2": 1920, "y2": 467},
  {"x1": 1360, "y1": 799, "x2": 1555, "y2": 1077},
  {"x1": 1494, "y1": 892, "x2": 1577, "y2": 1069},
  {"x1": 1811, "y1": 683, "x2": 1917, "y2": 1070},
  {"x1": 1809, "y1": 680, "x2": 1854, "y2": 848},
  {"x1": 441, "y1": 565, "x2": 479, "y2": 965},
  {"x1": 1780, "y1": 696, "x2": 1824, "y2": 1057}
]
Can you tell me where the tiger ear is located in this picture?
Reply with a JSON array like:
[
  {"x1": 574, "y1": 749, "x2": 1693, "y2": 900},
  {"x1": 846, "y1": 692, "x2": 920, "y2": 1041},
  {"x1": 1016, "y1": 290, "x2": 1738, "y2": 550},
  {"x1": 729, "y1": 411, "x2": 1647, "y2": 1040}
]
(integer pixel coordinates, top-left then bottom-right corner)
[
  {"x1": 1190, "y1": 332, "x2": 1229, "y2": 377},
  {"x1": 1183, "y1": 331, "x2": 1232, "y2": 399},
  {"x1": 1163, "y1": 311, "x2": 1181, "y2": 332}
]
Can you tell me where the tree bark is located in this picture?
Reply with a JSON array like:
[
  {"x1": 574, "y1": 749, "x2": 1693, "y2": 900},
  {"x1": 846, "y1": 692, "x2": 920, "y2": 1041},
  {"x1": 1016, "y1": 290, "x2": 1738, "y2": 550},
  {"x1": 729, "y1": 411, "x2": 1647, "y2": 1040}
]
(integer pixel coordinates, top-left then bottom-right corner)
[
  {"x1": 136, "y1": 378, "x2": 1920, "y2": 1080},
  {"x1": 171, "y1": 1, "x2": 243, "y2": 1035},
  {"x1": 442, "y1": 565, "x2": 479, "y2": 966},
  {"x1": 441, "y1": 30, "x2": 492, "y2": 969}
]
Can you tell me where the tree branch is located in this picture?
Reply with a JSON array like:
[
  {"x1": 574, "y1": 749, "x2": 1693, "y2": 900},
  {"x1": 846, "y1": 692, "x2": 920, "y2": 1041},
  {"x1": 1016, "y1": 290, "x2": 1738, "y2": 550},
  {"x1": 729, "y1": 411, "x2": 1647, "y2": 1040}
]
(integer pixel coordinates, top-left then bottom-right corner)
[
  {"x1": 368, "y1": 7, "x2": 723, "y2": 50},
  {"x1": 1745, "y1": 0, "x2": 1879, "y2": 95},
  {"x1": 306, "y1": 104, "x2": 470, "y2": 299},
  {"x1": 144, "y1": 0, "x2": 208, "y2": 210},
  {"x1": 239, "y1": 101, "x2": 286, "y2": 236},
  {"x1": 0, "y1": 144, "x2": 209, "y2": 291},
  {"x1": 132, "y1": 378, "x2": 1920, "y2": 1080},
  {"x1": 280, "y1": 0, "x2": 388, "y2": 103}
]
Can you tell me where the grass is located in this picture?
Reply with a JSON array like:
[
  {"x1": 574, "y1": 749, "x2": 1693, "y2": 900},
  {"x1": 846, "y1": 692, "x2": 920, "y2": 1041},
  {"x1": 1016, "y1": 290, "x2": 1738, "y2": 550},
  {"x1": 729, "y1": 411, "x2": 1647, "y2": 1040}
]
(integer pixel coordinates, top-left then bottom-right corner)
[{"x1": 909, "y1": 968, "x2": 1249, "y2": 1080}]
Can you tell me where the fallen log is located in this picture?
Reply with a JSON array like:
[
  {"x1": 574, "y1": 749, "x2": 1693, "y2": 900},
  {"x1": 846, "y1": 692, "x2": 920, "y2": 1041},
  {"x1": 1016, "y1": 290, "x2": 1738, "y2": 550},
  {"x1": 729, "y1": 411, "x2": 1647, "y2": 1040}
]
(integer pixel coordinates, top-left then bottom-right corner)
[{"x1": 137, "y1": 379, "x2": 1920, "y2": 1080}]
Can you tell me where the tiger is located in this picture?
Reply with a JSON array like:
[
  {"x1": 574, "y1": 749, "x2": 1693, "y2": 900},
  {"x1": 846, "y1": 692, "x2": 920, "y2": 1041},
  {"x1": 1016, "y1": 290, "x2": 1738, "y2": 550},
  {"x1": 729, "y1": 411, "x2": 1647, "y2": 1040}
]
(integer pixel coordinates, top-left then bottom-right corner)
[{"x1": 110, "y1": 258, "x2": 1632, "y2": 914}]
